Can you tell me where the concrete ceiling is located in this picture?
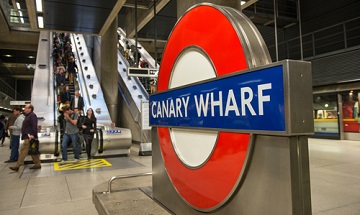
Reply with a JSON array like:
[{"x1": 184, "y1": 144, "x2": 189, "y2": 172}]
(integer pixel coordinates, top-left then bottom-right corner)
[
  {"x1": 0, "y1": 0, "x2": 298, "y2": 109},
  {"x1": 42, "y1": 0, "x2": 118, "y2": 34},
  {"x1": 0, "y1": 0, "x2": 298, "y2": 77}
]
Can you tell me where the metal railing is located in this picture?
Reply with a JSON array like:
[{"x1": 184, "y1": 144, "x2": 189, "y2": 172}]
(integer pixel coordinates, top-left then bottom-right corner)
[
  {"x1": 0, "y1": 77, "x2": 25, "y2": 100},
  {"x1": 106, "y1": 172, "x2": 152, "y2": 194},
  {"x1": 266, "y1": 16, "x2": 360, "y2": 61}
]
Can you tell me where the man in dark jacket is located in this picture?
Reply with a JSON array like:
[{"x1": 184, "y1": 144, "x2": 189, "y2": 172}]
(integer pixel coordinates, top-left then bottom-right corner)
[
  {"x1": 9, "y1": 104, "x2": 41, "y2": 171},
  {"x1": 70, "y1": 90, "x2": 84, "y2": 114}
]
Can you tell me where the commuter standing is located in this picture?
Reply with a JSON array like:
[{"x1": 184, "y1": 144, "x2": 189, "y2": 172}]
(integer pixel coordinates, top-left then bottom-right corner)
[
  {"x1": 5, "y1": 108, "x2": 18, "y2": 146},
  {"x1": 133, "y1": 49, "x2": 142, "y2": 66},
  {"x1": 67, "y1": 56, "x2": 78, "y2": 84},
  {"x1": 70, "y1": 90, "x2": 84, "y2": 114},
  {"x1": 0, "y1": 115, "x2": 5, "y2": 147},
  {"x1": 56, "y1": 67, "x2": 66, "y2": 93},
  {"x1": 60, "y1": 85, "x2": 71, "y2": 104},
  {"x1": 60, "y1": 106, "x2": 80, "y2": 164},
  {"x1": 5, "y1": 108, "x2": 24, "y2": 163},
  {"x1": 82, "y1": 108, "x2": 97, "y2": 161},
  {"x1": 58, "y1": 106, "x2": 66, "y2": 143},
  {"x1": 9, "y1": 104, "x2": 41, "y2": 171},
  {"x1": 149, "y1": 78, "x2": 157, "y2": 94},
  {"x1": 124, "y1": 41, "x2": 131, "y2": 59},
  {"x1": 73, "y1": 108, "x2": 84, "y2": 154}
]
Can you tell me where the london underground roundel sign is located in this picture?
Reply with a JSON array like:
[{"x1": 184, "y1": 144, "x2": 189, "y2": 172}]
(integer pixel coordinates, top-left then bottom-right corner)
[{"x1": 154, "y1": 3, "x2": 271, "y2": 212}]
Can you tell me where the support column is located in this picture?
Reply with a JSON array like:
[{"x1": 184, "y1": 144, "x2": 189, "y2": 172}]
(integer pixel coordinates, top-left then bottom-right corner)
[
  {"x1": 100, "y1": 17, "x2": 119, "y2": 124},
  {"x1": 177, "y1": 0, "x2": 239, "y2": 18}
]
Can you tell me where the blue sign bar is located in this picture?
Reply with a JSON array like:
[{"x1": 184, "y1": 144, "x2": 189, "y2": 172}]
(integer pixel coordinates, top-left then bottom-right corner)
[{"x1": 150, "y1": 65, "x2": 285, "y2": 132}]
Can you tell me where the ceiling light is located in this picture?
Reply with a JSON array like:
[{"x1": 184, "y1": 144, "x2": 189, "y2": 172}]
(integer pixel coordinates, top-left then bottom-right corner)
[
  {"x1": 28, "y1": 56, "x2": 35, "y2": 59},
  {"x1": 19, "y1": 11, "x2": 24, "y2": 23},
  {"x1": 38, "y1": 16, "x2": 44, "y2": 28},
  {"x1": 16, "y1": 2, "x2": 21, "y2": 10},
  {"x1": 36, "y1": 0, "x2": 43, "y2": 12},
  {"x1": 4, "y1": 54, "x2": 13, "y2": 57},
  {"x1": 325, "y1": 104, "x2": 329, "y2": 107},
  {"x1": 241, "y1": 1, "x2": 247, "y2": 5}
]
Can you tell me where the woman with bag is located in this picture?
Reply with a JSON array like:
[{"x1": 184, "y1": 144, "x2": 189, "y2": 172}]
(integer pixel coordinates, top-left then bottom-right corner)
[{"x1": 82, "y1": 108, "x2": 97, "y2": 161}]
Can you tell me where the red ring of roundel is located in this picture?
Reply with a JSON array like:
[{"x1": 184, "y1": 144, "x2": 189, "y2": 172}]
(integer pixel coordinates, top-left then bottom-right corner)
[{"x1": 157, "y1": 5, "x2": 251, "y2": 210}]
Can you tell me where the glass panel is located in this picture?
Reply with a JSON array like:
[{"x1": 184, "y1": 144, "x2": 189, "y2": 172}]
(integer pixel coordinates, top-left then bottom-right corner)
[
  {"x1": 313, "y1": 94, "x2": 339, "y2": 138},
  {"x1": 341, "y1": 91, "x2": 360, "y2": 133}
]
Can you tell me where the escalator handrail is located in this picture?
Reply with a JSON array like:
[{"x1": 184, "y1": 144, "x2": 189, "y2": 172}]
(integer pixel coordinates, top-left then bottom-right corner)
[
  {"x1": 117, "y1": 50, "x2": 149, "y2": 100},
  {"x1": 54, "y1": 130, "x2": 59, "y2": 156},
  {"x1": 49, "y1": 33, "x2": 58, "y2": 128},
  {"x1": 98, "y1": 128, "x2": 103, "y2": 153},
  {"x1": 71, "y1": 34, "x2": 91, "y2": 106},
  {"x1": 117, "y1": 28, "x2": 160, "y2": 69}
]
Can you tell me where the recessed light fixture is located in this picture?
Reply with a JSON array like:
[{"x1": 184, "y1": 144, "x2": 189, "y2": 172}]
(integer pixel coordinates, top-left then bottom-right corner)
[
  {"x1": 28, "y1": 56, "x2": 35, "y2": 59},
  {"x1": 4, "y1": 54, "x2": 13, "y2": 57},
  {"x1": 19, "y1": 11, "x2": 24, "y2": 23},
  {"x1": 36, "y1": 0, "x2": 43, "y2": 12},
  {"x1": 38, "y1": 16, "x2": 44, "y2": 28}
]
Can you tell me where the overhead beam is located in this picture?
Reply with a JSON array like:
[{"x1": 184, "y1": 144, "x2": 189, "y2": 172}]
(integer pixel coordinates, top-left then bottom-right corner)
[
  {"x1": 25, "y1": 0, "x2": 38, "y2": 30},
  {"x1": 125, "y1": 0, "x2": 170, "y2": 38},
  {"x1": 137, "y1": 37, "x2": 167, "y2": 43},
  {"x1": 241, "y1": 0, "x2": 258, "y2": 10},
  {"x1": 123, "y1": 3, "x2": 149, "y2": 10},
  {"x1": 264, "y1": 19, "x2": 274, "y2": 26},
  {"x1": 0, "y1": 31, "x2": 39, "y2": 51},
  {"x1": 99, "y1": 0, "x2": 126, "y2": 36},
  {"x1": 137, "y1": 37, "x2": 167, "y2": 52}
]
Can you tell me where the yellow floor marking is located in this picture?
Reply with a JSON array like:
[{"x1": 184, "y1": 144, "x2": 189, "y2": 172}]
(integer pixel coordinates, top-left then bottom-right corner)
[{"x1": 54, "y1": 159, "x2": 112, "y2": 171}]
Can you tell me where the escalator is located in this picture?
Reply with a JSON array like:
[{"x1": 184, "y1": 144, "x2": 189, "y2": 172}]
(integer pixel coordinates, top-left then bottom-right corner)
[
  {"x1": 31, "y1": 32, "x2": 132, "y2": 158},
  {"x1": 41, "y1": 29, "x2": 157, "y2": 157},
  {"x1": 69, "y1": 34, "x2": 132, "y2": 156},
  {"x1": 31, "y1": 31, "x2": 58, "y2": 157},
  {"x1": 116, "y1": 28, "x2": 158, "y2": 155}
]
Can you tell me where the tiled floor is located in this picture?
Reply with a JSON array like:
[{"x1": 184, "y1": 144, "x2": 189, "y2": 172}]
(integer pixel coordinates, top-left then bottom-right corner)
[
  {"x1": 0, "y1": 138, "x2": 151, "y2": 215},
  {"x1": 1, "y1": 138, "x2": 360, "y2": 214},
  {"x1": 309, "y1": 138, "x2": 360, "y2": 214}
]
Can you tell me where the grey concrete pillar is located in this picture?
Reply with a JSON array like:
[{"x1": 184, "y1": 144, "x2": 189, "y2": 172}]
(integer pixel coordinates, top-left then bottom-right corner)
[
  {"x1": 177, "y1": 0, "x2": 240, "y2": 18},
  {"x1": 100, "y1": 17, "x2": 119, "y2": 124},
  {"x1": 83, "y1": 35, "x2": 94, "y2": 60}
]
